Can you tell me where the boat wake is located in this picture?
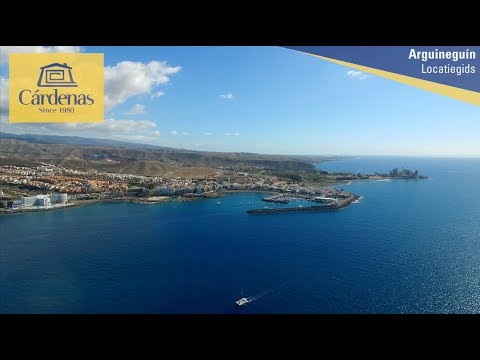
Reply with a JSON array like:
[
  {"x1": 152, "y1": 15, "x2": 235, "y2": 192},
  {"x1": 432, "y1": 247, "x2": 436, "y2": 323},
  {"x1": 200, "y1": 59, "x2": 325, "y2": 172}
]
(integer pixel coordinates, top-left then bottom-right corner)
[
  {"x1": 235, "y1": 289, "x2": 273, "y2": 306},
  {"x1": 235, "y1": 282, "x2": 289, "y2": 307}
]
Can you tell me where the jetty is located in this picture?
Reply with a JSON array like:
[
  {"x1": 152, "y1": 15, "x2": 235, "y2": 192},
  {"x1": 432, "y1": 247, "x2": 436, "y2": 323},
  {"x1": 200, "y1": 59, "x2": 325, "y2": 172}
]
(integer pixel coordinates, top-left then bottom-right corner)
[{"x1": 247, "y1": 195, "x2": 359, "y2": 215}]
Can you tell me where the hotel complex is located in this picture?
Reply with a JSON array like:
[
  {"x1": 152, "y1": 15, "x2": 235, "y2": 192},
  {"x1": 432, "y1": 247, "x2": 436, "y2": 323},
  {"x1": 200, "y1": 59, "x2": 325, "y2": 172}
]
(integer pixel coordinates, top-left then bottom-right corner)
[{"x1": 12, "y1": 193, "x2": 68, "y2": 209}]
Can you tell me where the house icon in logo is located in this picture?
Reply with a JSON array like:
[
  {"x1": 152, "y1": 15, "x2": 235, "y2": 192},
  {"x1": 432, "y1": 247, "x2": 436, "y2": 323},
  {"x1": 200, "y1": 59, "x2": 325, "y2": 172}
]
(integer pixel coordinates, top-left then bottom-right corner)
[{"x1": 37, "y1": 62, "x2": 78, "y2": 87}]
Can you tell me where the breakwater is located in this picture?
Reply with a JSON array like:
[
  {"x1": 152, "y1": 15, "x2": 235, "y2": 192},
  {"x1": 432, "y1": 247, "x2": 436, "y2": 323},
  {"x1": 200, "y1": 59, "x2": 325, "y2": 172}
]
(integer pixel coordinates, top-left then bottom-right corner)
[{"x1": 247, "y1": 195, "x2": 359, "y2": 214}]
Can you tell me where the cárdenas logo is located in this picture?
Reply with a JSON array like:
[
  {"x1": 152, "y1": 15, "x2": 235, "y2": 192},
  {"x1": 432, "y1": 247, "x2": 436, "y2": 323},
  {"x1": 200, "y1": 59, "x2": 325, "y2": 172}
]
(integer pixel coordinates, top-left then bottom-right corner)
[
  {"x1": 9, "y1": 53, "x2": 104, "y2": 122},
  {"x1": 37, "y1": 62, "x2": 78, "y2": 87},
  {"x1": 18, "y1": 62, "x2": 93, "y2": 106}
]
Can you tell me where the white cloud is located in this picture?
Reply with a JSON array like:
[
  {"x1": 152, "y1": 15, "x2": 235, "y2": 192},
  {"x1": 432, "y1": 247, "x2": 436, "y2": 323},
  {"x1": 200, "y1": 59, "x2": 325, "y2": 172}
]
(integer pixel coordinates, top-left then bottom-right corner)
[
  {"x1": 225, "y1": 132, "x2": 240, "y2": 136},
  {"x1": 181, "y1": 131, "x2": 189, "y2": 136},
  {"x1": 1, "y1": 58, "x2": 181, "y2": 115},
  {"x1": 104, "y1": 60, "x2": 181, "y2": 110},
  {"x1": 220, "y1": 93, "x2": 234, "y2": 100},
  {"x1": 346, "y1": 70, "x2": 369, "y2": 80},
  {"x1": 1, "y1": 56, "x2": 180, "y2": 112},
  {"x1": 170, "y1": 129, "x2": 178, "y2": 136},
  {"x1": 0, "y1": 54, "x2": 181, "y2": 147},
  {"x1": 234, "y1": 132, "x2": 240, "y2": 136},
  {"x1": 0, "y1": 116, "x2": 158, "y2": 142},
  {"x1": 225, "y1": 132, "x2": 231, "y2": 136},
  {"x1": 1, "y1": 53, "x2": 181, "y2": 113},
  {"x1": 124, "y1": 103, "x2": 146, "y2": 115},
  {"x1": 203, "y1": 132, "x2": 213, "y2": 136},
  {"x1": 151, "y1": 91, "x2": 165, "y2": 99},
  {"x1": 0, "y1": 46, "x2": 81, "y2": 63},
  {"x1": 0, "y1": 76, "x2": 8, "y2": 114}
]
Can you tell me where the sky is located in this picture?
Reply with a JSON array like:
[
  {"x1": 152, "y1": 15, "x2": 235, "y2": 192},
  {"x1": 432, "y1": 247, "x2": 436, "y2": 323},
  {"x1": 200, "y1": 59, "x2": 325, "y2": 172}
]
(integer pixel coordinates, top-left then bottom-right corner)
[{"x1": 1, "y1": 46, "x2": 480, "y2": 156}]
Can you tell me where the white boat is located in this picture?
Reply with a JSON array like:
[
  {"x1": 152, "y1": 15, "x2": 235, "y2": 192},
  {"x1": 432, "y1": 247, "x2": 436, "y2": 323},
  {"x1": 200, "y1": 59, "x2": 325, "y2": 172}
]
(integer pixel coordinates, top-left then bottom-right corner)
[
  {"x1": 235, "y1": 287, "x2": 273, "y2": 306},
  {"x1": 216, "y1": 201, "x2": 221, "y2": 205},
  {"x1": 235, "y1": 297, "x2": 251, "y2": 306}
]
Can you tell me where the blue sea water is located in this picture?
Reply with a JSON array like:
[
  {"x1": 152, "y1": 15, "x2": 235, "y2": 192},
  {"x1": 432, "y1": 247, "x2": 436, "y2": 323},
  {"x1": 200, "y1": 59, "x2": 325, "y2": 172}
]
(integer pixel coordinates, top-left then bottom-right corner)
[{"x1": 2, "y1": 156, "x2": 480, "y2": 314}]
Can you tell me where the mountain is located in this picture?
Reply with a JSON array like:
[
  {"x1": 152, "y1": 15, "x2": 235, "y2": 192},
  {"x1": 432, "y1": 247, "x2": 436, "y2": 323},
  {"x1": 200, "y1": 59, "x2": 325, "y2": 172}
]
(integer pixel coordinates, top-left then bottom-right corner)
[
  {"x1": 0, "y1": 132, "x2": 333, "y2": 177},
  {"x1": 0, "y1": 132, "x2": 170, "y2": 150}
]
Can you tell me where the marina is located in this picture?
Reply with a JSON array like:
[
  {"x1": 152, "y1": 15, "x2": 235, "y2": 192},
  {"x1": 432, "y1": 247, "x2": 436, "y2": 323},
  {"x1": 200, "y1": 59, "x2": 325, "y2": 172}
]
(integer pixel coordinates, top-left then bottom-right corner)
[
  {"x1": 248, "y1": 195, "x2": 359, "y2": 214},
  {"x1": 261, "y1": 193, "x2": 340, "y2": 205}
]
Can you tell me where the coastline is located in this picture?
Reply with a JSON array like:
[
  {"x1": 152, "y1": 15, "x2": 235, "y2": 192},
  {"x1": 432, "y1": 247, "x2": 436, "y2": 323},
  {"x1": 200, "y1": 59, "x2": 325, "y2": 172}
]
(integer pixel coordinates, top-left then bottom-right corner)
[
  {"x1": 0, "y1": 196, "x2": 173, "y2": 215},
  {"x1": 0, "y1": 172, "x2": 426, "y2": 216},
  {"x1": 0, "y1": 203, "x2": 78, "y2": 215},
  {"x1": 74, "y1": 196, "x2": 173, "y2": 207},
  {"x1": 1, "y1": 189, "x2": 362, "y2": 217}
]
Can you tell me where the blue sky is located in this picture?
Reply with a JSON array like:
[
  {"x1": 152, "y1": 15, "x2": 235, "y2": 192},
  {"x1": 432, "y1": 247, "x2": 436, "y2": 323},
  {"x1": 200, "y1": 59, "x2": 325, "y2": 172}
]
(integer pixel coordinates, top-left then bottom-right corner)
[{"x1": 1, "y1": 46, "x2": 480, "y2": 156}]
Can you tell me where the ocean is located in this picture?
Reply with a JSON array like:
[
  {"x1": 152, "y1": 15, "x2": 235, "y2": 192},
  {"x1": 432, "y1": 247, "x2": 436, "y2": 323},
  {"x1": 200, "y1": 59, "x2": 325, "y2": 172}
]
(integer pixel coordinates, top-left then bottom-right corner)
[{"x1": 2, "y1": 156, "x2": 480, "y2": 313}]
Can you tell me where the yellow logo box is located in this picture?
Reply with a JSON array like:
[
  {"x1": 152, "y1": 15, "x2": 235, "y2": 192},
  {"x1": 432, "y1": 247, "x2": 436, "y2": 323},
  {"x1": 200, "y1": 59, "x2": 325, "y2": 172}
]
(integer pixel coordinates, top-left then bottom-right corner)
[{"x1": 9, "y1": 53, "x2": 104, "y2": 122}]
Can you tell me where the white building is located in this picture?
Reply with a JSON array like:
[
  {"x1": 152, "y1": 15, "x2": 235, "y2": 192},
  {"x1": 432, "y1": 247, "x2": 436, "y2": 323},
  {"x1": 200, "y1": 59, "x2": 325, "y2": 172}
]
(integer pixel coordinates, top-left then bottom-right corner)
[
  {"x1": 36, "y1": 197, "x2": 51, "y2": 207},
  {"x1": 22, "y1": 196, "x2": 41, "y2": 207},
  {"x1": 48, "y1": 193, "x2": 68, "y2": 204},
  {"x1": 17, "y1": 193, "x2": 68, "y2": 208}
]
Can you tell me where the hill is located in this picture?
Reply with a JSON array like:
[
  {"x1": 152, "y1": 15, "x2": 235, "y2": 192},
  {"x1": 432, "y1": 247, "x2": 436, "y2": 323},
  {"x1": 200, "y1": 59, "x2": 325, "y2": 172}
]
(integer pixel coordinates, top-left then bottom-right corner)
[{"x1": 0, "y1": 133, "x2": 334, "y2": 177}]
